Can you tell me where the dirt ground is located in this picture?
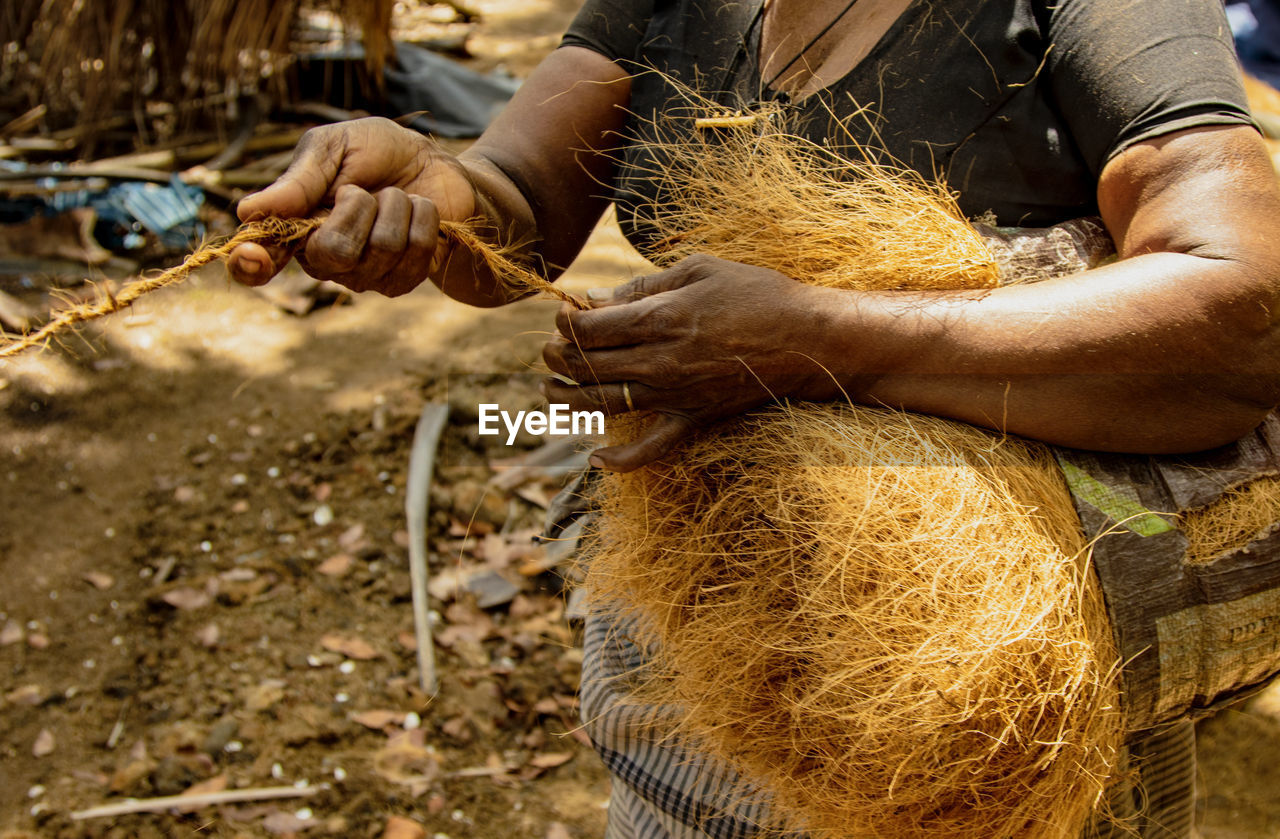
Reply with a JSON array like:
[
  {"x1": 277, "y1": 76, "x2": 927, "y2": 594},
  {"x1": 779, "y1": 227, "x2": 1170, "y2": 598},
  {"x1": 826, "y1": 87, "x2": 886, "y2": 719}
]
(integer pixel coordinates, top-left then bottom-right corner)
[{"x1": 4, "y1": 2, "x2": 1280, "y2": 838}]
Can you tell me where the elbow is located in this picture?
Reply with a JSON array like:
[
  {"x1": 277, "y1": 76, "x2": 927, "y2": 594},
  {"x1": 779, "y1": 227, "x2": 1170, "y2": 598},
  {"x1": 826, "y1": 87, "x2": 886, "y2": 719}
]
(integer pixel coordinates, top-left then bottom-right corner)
[
  {"x1": 1169, "y1": 401, "x2": 1276, "y2": 453},
  {"x1": 1138, "y1": 375, "x2": 1280, "y2": 455},
  {"x1": 1178, "y1": 266, "x2": 1280, "y2": 450}
]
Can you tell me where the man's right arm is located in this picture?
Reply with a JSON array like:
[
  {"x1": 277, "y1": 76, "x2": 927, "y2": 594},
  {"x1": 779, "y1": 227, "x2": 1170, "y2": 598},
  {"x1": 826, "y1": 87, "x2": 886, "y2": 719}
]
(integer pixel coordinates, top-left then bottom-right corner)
[{"x1": 229, "y1": 45, "x2": 632, "y2": 307}]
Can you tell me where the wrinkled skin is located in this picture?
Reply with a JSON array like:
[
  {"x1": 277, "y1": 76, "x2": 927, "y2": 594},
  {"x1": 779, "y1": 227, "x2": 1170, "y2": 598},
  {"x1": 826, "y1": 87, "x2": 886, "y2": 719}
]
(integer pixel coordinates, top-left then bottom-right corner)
[{"x1": 230, "y1": 43, "x2": 1280, "y2": 471}]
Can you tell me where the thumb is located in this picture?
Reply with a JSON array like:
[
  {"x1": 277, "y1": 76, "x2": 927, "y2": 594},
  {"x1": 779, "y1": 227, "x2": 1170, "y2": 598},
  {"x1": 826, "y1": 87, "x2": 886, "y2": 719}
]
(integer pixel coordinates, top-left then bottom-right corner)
[
  {"x1": 587, "y1": 413, "x2": 694, "y2": 472},
  {"x1": 236, "y1": 129, "x2": 345, "y2": 223},
  {"x1": 227, "y1": 240, "x2": 300, "y2": 287}
]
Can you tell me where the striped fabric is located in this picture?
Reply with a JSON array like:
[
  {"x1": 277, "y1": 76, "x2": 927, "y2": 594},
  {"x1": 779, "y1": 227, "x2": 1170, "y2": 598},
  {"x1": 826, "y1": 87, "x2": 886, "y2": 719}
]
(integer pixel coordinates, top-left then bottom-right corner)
[
  {"x1": 583, "y1": 606, "x2": 1198, "y2": 839},
  {"x1": 581, "y1": 610, "x2": 783, "y2": 839},
  {"x1": 1088, "y1": 722, "x2": 1198, "y2": 839}
]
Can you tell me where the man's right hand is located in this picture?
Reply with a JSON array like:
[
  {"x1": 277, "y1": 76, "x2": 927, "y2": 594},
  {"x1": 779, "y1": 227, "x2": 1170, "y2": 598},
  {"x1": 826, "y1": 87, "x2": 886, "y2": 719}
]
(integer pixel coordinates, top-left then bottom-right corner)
[
  {"x1": 228, "y1": 117, "x2": 476, "y2": 297},
  {"x1": 229, "y1": 46, "x2": 632, "y2": 305}
]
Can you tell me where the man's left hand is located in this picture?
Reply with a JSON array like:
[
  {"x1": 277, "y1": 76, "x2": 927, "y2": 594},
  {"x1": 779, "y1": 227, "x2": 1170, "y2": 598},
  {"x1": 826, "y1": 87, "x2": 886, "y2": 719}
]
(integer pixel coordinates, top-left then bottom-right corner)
[{"x1": 542, "y1": 254, "x2": 848, "y2": 471}]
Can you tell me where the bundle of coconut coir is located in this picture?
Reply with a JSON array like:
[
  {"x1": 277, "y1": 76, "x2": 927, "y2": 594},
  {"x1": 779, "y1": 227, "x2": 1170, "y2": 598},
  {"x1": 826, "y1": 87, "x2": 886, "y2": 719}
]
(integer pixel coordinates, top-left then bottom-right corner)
[{"x1": 583, "y1": 100, "x2": 1125, "y2": 839}]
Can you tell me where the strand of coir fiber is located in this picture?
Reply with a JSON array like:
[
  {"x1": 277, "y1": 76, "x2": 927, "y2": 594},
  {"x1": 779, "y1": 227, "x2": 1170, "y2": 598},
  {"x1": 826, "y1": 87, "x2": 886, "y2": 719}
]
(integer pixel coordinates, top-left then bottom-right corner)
[
  {"x1": 0, "y1": 215, "x2": 582, "y2": 360},
  {"x1": 578, "y1": 90, "x2": 1124, "y2": 839}
]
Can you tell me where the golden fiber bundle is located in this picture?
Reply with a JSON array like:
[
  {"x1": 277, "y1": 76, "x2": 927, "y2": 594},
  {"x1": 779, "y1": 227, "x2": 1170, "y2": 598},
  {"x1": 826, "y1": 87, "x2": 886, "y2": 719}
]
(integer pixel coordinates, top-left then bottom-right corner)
[
  {"x1": 585, "y1": 100, "x2": 1123, "y2": 838},
  {"x1": 1182, "y1": 474, "x2": 1280, "y2": 565},
  {"x1": 640, "y1": 107, "x2": 1000, "y2": 291}
]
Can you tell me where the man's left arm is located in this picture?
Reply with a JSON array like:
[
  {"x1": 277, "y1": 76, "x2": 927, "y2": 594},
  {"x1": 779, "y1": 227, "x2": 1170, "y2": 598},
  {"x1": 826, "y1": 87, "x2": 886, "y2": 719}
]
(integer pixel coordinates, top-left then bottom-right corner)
[
  {"x1": 544, "y1": 125, "x2": 1280, "y2": 471},
  {"x1": 859, "y1": 124, "x2": 1280, "y2": 452}
]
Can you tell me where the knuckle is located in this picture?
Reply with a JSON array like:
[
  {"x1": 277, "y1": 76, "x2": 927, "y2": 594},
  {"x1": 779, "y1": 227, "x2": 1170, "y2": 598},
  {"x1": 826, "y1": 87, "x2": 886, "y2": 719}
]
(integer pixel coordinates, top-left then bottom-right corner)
[
  {"x1": 348, "y1": 116, "x2": 397, "y2": 144},
  {"x1": 408, "y1": 222, "x2": 438, "y2": 253},
  {"x1": 410, "y1": 195, "x2": 439, "y2": 221},
  {"x1": 621, "y1": 275, "x2": 652, "y2": 301},
  {"x1": 541, "y1": 341, "x2": 562, "y2": 370},
  {"x1": 559, "y1": 349, "x2": 591, "y2": 382},
  {"x1": 542, "y1": 341, "x2": 580, "y2": 379},
  {"x1": 557, "y1": 309, "x2": 586, "y2": 343},
  {"x1": 646, "y1": 355, "x2": 681, "y2": 383},
  {"x1": 367, "y1": 228, "x2": 403, "y2": 258},
  {"x1": 681, "y1": 253, "x2": 722, "y2": 274},
  {"x1": 334, "y1": 183, "x2": 373, "y2": 206},
  {"x1": 377, "y1": 184, "x2": 409, "y2": 204},
  {"x1": 312, "y1": 228, "x2": 363, "y2": 268},
  {"x1": 571, "y1": 356, "x2": 599, "y2": 385},
  {"x1": 295, "y1": 125, "x2": 330, "y2": 153},
  {"x1": 409, "y1": 201, "x2": 440, "y2": 250},
  {"x1": 640, "y1": 306, "x2": 680, "y2": 337}
]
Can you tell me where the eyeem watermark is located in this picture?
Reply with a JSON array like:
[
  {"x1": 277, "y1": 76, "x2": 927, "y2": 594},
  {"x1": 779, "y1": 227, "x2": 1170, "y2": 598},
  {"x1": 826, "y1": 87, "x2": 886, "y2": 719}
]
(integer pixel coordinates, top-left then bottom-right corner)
[{"x1": 478, "y1": 403, "x2": 605, "y2": 445}]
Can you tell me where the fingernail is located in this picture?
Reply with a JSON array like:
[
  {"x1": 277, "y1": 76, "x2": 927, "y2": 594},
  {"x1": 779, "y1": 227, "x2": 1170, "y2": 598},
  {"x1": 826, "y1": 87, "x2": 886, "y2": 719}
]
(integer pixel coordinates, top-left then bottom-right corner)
[
  {"x1": 586, "y1": 287, "x2": 614, "y2": 302},
  {"x1": 588, "y1": 455, "x2": 605, "y2": 469},
  {"x1": 235, "y1": 256, "x2": 263, "y2": 277}
]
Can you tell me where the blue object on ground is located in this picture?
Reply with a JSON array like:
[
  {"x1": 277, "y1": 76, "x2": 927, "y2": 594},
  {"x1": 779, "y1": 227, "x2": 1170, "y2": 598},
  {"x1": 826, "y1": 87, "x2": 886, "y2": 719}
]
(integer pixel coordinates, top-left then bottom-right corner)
[{"x1": 0, "y1": 164, "x2": 204, "y2": 250}]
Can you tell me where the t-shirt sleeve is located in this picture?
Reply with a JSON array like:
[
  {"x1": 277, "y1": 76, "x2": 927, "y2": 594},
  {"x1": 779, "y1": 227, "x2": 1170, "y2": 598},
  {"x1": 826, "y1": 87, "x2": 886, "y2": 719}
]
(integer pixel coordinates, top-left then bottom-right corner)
[
  {"x1": 1045, "y1": 0, "x2": 1257, "y2": 173},
  {"x1": 559, "y1": 0, "x2": 655, "y2": 63}
]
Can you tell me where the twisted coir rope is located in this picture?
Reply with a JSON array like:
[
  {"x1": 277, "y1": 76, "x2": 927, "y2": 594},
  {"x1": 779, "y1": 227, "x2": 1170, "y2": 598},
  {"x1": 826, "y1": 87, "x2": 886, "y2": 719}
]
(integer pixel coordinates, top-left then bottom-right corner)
[{"x1": 0, "y1": 215, "x2": 582, "y2": 359}]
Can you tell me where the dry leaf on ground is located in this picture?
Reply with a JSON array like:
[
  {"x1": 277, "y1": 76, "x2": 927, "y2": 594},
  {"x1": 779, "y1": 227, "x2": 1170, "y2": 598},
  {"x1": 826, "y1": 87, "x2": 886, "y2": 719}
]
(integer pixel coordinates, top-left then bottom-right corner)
[{"x1": 320, "y1": 634, "x2": 379, "y2": 660}]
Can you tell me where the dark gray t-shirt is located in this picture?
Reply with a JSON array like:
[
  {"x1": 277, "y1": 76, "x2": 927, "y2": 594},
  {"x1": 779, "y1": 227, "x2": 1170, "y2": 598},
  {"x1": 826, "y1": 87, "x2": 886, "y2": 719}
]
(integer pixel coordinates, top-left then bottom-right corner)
[{"x1": 561, "y1": 0, "x2": 1255, "y2": 249}]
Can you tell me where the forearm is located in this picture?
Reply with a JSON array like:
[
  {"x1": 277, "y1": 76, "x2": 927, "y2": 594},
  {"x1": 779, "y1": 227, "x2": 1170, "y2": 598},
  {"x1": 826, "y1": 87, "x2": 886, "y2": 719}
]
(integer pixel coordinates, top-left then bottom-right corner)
[
  {"x1": 542, "y1": 127, "x2": 1280, "y2": 471},
  {"x1": 814, "y1": 252, "x2": 1280, "y2": 452},
  {"x1": 806, "y1": 126, "x2": 1280, "y2": 454},
  {"x1": 435, "y1": 46, "x2": 631, "y2": 307}
]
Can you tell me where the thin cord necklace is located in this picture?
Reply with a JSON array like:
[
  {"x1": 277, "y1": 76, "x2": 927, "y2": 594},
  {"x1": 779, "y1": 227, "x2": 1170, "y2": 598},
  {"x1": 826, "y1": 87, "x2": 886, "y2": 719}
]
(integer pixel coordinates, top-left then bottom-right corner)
[{"x1": 762, "y1": 0, "x2": 863, "y2": 92}]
